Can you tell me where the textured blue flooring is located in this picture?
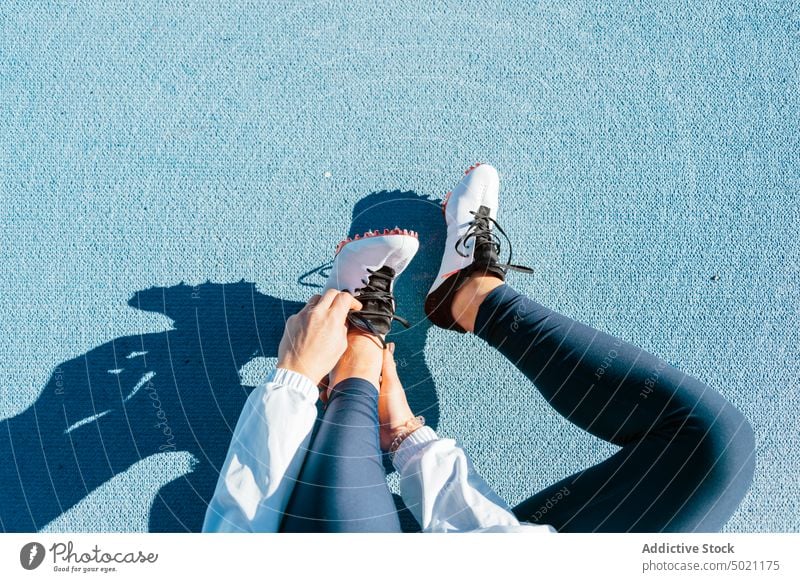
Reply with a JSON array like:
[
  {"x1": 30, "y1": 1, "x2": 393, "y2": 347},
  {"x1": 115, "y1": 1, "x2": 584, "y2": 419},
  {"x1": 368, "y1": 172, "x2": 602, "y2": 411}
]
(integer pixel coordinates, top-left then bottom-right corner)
[{"x1": 1, "y1": 1, "x2": 798, "y2": 532}]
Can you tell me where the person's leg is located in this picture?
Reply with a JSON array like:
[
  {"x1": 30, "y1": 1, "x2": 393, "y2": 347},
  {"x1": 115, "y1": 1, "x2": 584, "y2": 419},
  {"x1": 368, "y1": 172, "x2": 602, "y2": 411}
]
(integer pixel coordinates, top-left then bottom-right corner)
[
  {"x1": 452, "y1": 276, "x2": 756, "y2": 533},
  {"x1": 280, "y1": 331, "x2": 401, "y2": 532}
]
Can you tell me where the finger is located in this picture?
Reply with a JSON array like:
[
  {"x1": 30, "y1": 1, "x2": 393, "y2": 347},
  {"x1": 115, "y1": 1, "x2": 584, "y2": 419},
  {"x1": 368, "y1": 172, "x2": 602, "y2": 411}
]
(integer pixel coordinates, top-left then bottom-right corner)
[
  {"x1": 381, "y1": 343, "x2": 399, "y2": 381},
  {"x1": 314, "y1": 288, "x2": 341, "y2": 310},
  {"x1": 381, "y1": 344, "x2": 401, "y2": 389},
  {"x1": 306, "y1": 294, "x2": 323, "y2": 308},
  {"x1": 382, "y1": 344, "x2": 397, "y2": 370},
  {"x1": 330, "y1": 291, "x2": 362, "y2": 318},
  {"x1": 297, "y1": 294, "x2": 322, "y2": 316}
]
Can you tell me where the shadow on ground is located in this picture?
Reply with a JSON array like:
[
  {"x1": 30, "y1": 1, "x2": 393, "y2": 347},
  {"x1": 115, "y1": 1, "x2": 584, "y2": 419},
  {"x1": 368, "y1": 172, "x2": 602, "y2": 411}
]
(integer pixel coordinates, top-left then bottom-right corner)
[{"x1": 0, "y1": 281, "x2": 303, "y2": 532}]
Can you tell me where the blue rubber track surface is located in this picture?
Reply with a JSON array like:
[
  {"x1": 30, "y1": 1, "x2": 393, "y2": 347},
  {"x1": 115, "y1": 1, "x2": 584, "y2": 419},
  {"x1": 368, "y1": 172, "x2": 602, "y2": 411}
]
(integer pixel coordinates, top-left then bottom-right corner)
[{"x1": 0, "y1": 1, "x2": 797, "y2": 531}]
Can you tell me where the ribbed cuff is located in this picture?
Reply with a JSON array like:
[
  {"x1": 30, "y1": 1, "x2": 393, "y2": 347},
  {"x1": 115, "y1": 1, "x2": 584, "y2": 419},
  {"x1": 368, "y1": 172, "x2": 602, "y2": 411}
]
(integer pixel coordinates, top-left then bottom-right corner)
[
  {"x1": 266, "y1": 368, "x2": 319, "y2": 402},
  {"x1": 392, "y1": 426, "x2": 439, "y2": 474}
]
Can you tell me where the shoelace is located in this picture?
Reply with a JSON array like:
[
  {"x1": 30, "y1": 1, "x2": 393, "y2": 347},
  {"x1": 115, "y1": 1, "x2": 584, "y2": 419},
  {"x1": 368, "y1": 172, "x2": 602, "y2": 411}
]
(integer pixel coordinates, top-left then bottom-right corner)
[
  {"x1": 347, "y1": 268, "x2": 410, "y2": 348},
  {"x1": 455, "y1": 207, "x2": 534, "y2": 274}
]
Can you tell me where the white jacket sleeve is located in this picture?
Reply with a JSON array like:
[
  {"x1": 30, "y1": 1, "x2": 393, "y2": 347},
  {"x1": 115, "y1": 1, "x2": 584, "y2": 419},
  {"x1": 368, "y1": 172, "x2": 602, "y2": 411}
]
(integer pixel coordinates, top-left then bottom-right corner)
[
  {"x1": 202, "y1": 367, "x2": 319, "y2": 532},
  {"x1": 393, "y1": 427, "x2": 556, "y2": 533}
]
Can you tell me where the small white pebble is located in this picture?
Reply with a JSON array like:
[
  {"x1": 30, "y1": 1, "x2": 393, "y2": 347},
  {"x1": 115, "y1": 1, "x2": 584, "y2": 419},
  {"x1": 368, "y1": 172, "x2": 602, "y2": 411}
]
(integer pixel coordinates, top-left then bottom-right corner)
[{"x1": 323, "y1": 171, "x2": 332, "y2": 179}]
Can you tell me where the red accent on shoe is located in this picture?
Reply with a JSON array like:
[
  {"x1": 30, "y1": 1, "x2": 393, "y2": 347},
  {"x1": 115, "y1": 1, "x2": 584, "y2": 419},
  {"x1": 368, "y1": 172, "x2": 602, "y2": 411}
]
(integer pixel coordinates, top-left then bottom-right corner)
[
  {"x1": 464, "y1": 162, "x2": 483, "y2": 176},
  {"x1": 442, "y1": 191, "x2": 452, "y2": 216},
  {"x1": 334, "y1": 228, "x2": 419, "y2": 256}
]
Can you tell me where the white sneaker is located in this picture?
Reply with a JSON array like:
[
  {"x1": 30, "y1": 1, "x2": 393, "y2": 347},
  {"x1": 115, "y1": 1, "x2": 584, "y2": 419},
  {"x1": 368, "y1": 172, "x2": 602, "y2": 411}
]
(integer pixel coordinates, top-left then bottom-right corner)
[
  {"x1": 424, "y1": 163, "x2": 532, "y2": 332},
  {"x1": 324, "y1": 227, "x2": 419, "y2": 342}
]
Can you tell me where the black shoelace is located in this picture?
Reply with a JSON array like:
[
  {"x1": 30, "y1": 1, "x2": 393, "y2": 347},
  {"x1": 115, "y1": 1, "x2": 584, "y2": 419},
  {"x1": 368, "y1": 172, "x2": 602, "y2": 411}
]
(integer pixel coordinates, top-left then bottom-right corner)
[
  {"x1": 455, "y1": 206, "x2": 534, "y2": 274},
  {"x1": 347, "y1": 267, "x2": 410, "y2": 348}
]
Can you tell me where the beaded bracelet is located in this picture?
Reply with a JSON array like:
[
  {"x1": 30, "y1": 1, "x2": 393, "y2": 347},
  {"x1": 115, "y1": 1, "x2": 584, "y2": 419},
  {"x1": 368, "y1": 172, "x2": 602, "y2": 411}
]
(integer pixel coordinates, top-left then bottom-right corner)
[{"x1": 388, "y1": 415, "x2": 426, "y2": 458}]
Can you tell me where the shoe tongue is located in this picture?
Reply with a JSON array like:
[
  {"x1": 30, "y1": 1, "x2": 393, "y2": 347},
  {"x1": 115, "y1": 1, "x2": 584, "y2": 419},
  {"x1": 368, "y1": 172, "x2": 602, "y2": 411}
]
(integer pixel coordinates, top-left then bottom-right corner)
[
  {"x1": 367, "y1": 265, "x2": 395, "y2": 292},
  {"x1": 472, "y1": 206, "x2": 499, "y2": 264},
  {"x1": 473, "y1": 238, "x2": 498, "y2": 264},
  {"x1": 352, "y1": 265, "x2": 396, "y2": 336}
]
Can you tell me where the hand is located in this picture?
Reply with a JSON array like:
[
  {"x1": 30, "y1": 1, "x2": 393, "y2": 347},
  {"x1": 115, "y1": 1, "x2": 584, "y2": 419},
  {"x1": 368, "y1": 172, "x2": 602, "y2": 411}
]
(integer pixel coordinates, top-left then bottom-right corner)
[{"x1": 277, "y1": 289, "x2": 362, "y2": 385}]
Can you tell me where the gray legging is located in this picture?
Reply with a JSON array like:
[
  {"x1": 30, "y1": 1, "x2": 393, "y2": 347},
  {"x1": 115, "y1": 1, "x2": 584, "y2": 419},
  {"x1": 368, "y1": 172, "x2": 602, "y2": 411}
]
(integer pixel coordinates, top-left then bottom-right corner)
[{"x1": 280, "y1": 284, "x2": 755, "y2": 532}]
